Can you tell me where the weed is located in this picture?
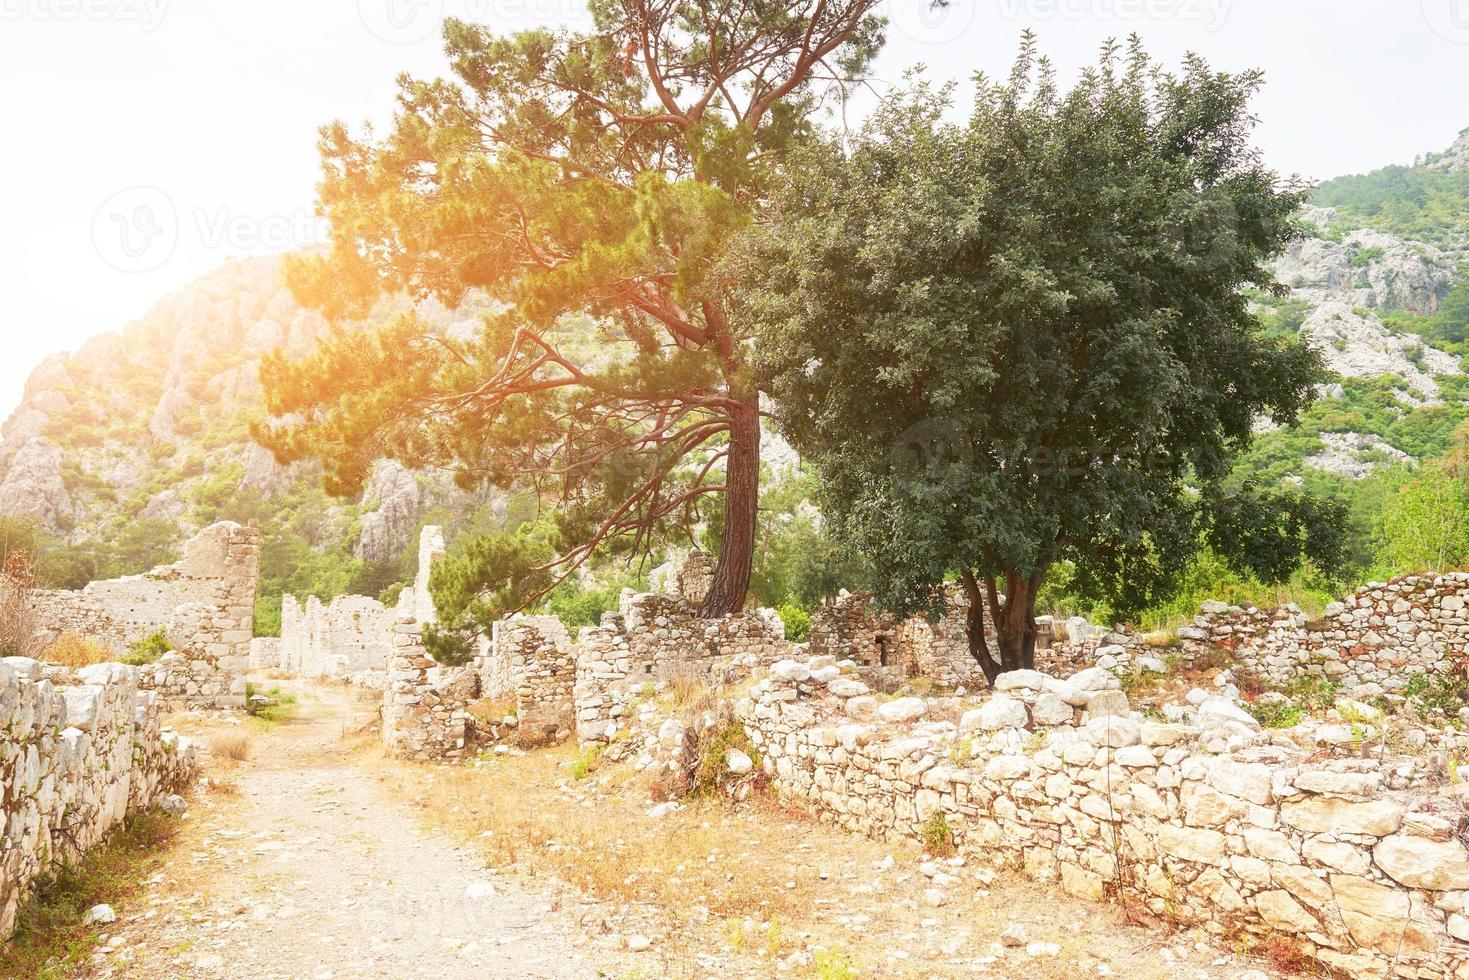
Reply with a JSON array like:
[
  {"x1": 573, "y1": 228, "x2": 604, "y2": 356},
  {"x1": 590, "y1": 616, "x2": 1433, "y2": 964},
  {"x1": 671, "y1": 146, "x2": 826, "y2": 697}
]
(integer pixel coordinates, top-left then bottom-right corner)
[
  {"x1": 1283, "y1": 674, "x2": 1340, "y2": 712},
  {"x1": 1248, "y1": 700, "x2": 1305, "y2": 729},
  {"x1": 920, "y1": 811, "x2": 956, "y2": 857},
  {"x1": 813, "y1": 947, "x2": 858, "y2": 980},
  {"x1": 208, "y1": 731, "x2": 252, "y2": 761},
  {"x1": 948, "y1": 736, "x2": 973, "y2": 765},
  {"x1": 1405, "y1": 671, "x2": 1469, "y2": 718},
  {"x1": 692, "y1": 717, "x2": 761, "y2": 798},
  {"x1": 1263, "y1": 936, "x2": 1311, "y2": 975},
  {"x1": 43, "y1": 633, "x2": 111, "y2": 668},
  {"x1": 765, "y1": 915, "x2": 783, "y2": 956},
  {"x1": 570, "y1": 744, "x2": 604, "y2": 780},
  {"x1": 724, "y1": 917, "x2": 746, "y2": 950}
]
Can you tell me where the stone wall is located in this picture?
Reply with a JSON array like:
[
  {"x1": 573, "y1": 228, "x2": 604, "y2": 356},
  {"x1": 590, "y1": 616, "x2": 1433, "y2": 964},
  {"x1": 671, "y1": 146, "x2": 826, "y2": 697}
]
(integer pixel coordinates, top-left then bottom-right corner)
[
  {"x1": 271, "y1": 525, "x2": 446, "y2": 682},
  {"x1": 479, "y1": 616, "x2": 575, "y2": 745},
  {"x1": 0, "y1": 657, "x2": 199, "y2": 938},
  {"x1": 574, "y1": 591, "x2": 788, "y2": 743},
  {"x1": 808, "y1": 587, "x2": 985, "y2": 690},
  {"x1": 1176, "y1": 574, "x2": 1469, "y2": 699},
  {"x1": 28, "y1": 522, "x2": 259, "y2": 710},
  {"x1": 277, "y1": 594, "x2": 396, "y2": 679},
  {"x1": 380, "y1": 618, "x2": 476, "y2": 761},
  {"x1": 739, "y1": 657, "x2": 1469, "y2": 978}
]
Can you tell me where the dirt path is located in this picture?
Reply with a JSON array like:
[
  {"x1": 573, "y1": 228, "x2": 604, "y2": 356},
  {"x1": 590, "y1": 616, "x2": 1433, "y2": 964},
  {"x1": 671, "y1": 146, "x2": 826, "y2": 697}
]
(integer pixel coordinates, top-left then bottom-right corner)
[{"x1": 92, "y1": 685, "x2": 630, "y2": 979}]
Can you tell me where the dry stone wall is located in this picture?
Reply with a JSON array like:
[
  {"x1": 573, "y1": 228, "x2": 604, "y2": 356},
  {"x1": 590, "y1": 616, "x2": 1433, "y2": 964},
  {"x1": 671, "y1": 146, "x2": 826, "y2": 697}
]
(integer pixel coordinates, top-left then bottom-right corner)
[
  {"x1": 1, "y1": 657, "x2": 199, "y2": 938},
  {"x1": 28, "y1": 522, "x2": 259, "y2": 710},
  {"x1": 740, "y1": 657, "x2": 1469, "y2": 978},
  {"x1": 479, "y1": 616, "x2": 575, "y2": 746},
  {"x1": 808, "y1": 588, "x2": 985, "y2": 690},
  {"x1": 380, "y1": 619, "x2": 476, "y2": 761},
  {"x1": 574, "y1": 591, "x2": 788, "y2": 743},
  {"x1": 1176, "y1": 573, "x2": 1469, "y2": 699},
  {"x1": 277, "y1": 594, "x2": 396, "y2": 679}
]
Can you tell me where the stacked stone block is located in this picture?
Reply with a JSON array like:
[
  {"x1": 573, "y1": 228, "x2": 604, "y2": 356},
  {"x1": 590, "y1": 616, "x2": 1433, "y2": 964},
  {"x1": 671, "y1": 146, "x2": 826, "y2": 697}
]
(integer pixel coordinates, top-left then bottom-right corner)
[
  {"x1": 1, "y1": 657, "x2": 198, "y2": 938},
  {"x1": 1176, "y1": 573, "x2": 1469, "y2": 697},
  {"x1": 27, "y1": 521, "x2": 258, "y2": 710},
  {"x1": 740, "y1": 657, "x2": 1469, "y2": 977},
  {"x1": 380, "y1": 619, "x2": 473, "y2": 761}
]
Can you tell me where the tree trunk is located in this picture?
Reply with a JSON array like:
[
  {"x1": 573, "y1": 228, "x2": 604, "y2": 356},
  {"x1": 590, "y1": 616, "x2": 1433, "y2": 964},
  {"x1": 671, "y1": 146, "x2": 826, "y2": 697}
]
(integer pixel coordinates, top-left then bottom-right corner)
[
  {"x1": 700, "y1": 392, "x2": 759, "y2": 617},
  {"x1": 962, "y1": 569, "x2": 1043, "y2": 687}
]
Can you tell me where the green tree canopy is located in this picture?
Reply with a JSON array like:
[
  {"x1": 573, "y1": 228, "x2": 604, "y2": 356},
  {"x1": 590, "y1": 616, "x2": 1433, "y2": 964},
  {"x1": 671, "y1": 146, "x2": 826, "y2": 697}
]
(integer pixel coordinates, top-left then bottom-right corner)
[
  {"x1": 741, "y1": 37, "x2": 1333, "y2": 683},
  {"x1": 256, "y1": 1, "x2": 907, "y2": 619}
]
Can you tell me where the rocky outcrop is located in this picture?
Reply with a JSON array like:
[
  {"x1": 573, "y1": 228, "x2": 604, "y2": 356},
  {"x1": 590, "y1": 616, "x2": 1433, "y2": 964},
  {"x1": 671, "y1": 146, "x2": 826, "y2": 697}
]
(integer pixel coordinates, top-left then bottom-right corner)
[
  {"x1": 1425, "y1": 127, "x2": 1469, "y2": 174},
  {"x1": 1304, "y1": 431, "x2": 1416, "y2": 479},
  {"x1": 1300, "y1": 302, "x2": 1457, "y2": 402},
  {"x1": 354, "y1": 460, "x2": 423, "y2": 564}
]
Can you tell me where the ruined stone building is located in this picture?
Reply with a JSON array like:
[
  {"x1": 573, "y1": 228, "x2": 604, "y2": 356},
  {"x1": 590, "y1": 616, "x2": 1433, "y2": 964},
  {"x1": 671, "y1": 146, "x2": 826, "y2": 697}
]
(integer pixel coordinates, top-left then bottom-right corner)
[{"x1": 27, "y1": 521, "x2": 259, "y2": 708}]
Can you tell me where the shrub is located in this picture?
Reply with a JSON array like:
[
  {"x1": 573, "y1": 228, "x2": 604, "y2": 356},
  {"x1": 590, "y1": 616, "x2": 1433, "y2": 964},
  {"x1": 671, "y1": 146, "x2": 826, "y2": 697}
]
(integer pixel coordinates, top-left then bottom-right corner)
[
  {"x1": 122, "y1": 629, "x2": 171, "y2": 666},
  {"x1": 1248, "y1": 699, "x2": 1305, "y2": 729},
  {"x1": 921, "y1": 811, "x2": 956, "y2": 857},
  {"x1": 43, "y1": 633, "x2": 111, "y2": 668},
  {"x1": 776, "y1": 602, "x2": 811, "y2": 642},
  {"x1": 692, "y1": 717, "x2": 761, "y2": 798},
  {"x1": 569, "y1": 744, "x2": 603, "y2": 780},
  {"x1": 814, "y1": 948, "x2": 859, "y2": 980}
]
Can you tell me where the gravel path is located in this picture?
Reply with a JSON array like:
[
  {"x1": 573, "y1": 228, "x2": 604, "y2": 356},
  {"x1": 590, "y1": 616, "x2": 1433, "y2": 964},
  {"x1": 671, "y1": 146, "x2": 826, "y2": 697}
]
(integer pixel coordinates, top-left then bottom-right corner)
[{"x1": 98, "y1": 686, "x2": 626, "y2": 979}]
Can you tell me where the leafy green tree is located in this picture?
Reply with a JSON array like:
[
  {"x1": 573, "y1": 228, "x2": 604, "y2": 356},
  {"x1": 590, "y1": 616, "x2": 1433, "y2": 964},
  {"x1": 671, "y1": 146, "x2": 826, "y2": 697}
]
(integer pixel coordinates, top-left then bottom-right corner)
[
  {"x1": 743, "y1": 38, "x2": 1330, "y2": 683},
  {"x1": 257, "y1": 2, "x2": 906, "y2": 618},
  {"x1": 1382, "y1": 466, "x2": 1469, "y2": 572}
]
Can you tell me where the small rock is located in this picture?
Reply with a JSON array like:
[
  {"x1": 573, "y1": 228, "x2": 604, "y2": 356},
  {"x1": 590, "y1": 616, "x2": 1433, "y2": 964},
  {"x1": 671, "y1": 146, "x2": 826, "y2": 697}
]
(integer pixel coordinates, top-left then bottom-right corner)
[
  {"x1": 625, "y1": 935, "x2": 653, "y2": 952},
  {"x1": 85, "y1": 904, "x2": 117, "y2": 925},
  {"x1": 463, "y1": 882, "x2": 495, "y2": 900},
  {"x1": 725, "y1": 748, "x2": 754, "y2": 775},
  {"x1": 160, "y1": 794, "x2": 188, "y2": 815},
  {"x1": 1000, "y1": 923, "x2": 1028, "y2": 947},
  {"x1": 923, "y1": 888, "x2": 946, "y2": 907}
]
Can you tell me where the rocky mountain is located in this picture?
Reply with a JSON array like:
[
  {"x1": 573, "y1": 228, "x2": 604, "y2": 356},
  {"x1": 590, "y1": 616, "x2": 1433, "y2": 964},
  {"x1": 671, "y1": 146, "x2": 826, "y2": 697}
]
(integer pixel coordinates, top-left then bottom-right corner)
[{"x1": 0, "y1": 256, "x2": 494, "y2": 608}]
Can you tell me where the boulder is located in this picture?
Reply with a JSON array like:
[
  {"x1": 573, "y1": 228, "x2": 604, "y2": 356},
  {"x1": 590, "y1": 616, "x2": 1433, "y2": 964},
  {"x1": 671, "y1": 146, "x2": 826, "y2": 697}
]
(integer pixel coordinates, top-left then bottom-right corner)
[
  {"x1": 961, "y1": 696, "x2": 1029, "y2": 731},
  {"x1": 877, "y1": 697, "x2": 927, "y2": 724}
]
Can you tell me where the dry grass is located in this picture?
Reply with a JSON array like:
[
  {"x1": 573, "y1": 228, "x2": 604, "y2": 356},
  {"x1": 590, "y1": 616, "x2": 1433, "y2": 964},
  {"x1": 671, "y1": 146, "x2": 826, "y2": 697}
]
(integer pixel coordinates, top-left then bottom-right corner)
[
  {"x1": 360, "y1": 736, "x2": 1270, "y2": 979},
  {"x1": 208, "y1": 731, "x2": 252, "y2": 762},
  {"x1": 0, "y1": 555, "x2": 45, "y2": 659},
  {"x1": 43, "y1": 631, "x2": 113, "y2": 667}
]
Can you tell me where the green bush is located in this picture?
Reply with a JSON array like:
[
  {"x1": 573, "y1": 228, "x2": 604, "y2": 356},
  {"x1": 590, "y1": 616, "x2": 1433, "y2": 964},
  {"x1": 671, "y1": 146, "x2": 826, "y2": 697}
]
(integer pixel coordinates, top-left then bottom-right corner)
[
  {"x1": 776, "y1": 602, "x2": 811, "y2": 642},
  {"x1": 122, "y1": 629, "x2": 171, "y2": 666}
]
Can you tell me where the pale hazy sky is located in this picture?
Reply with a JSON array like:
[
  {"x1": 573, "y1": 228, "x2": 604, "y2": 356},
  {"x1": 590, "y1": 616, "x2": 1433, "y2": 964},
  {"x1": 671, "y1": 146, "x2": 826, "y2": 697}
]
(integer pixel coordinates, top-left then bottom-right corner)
[{"x1": 2, "y1": 0, "x2": 1467, "y2": 421}]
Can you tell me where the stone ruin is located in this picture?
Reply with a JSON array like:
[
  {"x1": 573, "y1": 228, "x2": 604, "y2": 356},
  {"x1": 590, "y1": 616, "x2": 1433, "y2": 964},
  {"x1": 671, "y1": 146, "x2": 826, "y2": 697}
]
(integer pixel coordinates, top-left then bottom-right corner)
[
  {"x1": 368, "y1": 547, "x2": 790, "y2": 759},
  {"x1": 807, "y1": 587, "x2": 988, "y2": 689},
  {"x1": 265, "y1": 525, "x2": 446, "y2": 682},
  {"x1": 1175, "y1": 573, "x2": 1469, "y2": 699},
  {"x1": 740, "y1": 655, "x2": 1469, "y2": 978},
  {"x1": 0, "y1": 658, "x2": 199, "y2": 938},
  {"x1": 26, "y1": 521, "x2": 260, "y2": 709}
]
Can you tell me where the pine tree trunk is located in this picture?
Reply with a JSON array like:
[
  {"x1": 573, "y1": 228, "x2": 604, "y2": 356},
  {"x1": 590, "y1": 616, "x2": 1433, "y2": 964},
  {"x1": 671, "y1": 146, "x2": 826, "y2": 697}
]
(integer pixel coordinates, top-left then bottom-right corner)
[{"x1": 700, "y1": 393, "x2": 759, "y2": 617}]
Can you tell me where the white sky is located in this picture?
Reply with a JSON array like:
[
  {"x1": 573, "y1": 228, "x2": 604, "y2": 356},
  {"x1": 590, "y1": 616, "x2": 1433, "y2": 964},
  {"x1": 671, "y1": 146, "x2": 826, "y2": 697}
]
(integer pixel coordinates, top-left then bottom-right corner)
[{"x1": 2, "y1": 0, "x2": 1467, "y2": 420}]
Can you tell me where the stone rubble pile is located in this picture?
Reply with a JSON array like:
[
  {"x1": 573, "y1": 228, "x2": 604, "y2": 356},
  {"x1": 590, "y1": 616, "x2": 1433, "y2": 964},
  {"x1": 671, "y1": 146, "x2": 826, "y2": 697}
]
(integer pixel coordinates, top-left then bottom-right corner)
[
  {"x1": 737, "y1": 655, "x2": 1469, "y2": 977},
  {"x1": 1, "y1": 657, "x2": 199, "y2": 938}
]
